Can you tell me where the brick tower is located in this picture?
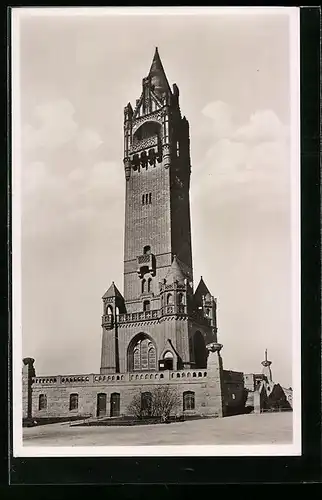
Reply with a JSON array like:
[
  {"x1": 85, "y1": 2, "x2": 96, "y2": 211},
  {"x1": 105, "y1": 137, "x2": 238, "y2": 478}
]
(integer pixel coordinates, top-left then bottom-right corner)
[{"x1": 100, "y1": 48, "x2": 218, "y2": 374}]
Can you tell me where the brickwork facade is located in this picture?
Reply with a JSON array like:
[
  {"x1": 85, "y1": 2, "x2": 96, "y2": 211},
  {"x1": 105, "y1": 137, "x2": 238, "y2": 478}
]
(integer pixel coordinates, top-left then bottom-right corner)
[
  {"x1": 100, "y1": 48, "x2": 217, "y2": 377},
  {"x1": 21, "y1": 48, "x2": 291, "y2": 423}
]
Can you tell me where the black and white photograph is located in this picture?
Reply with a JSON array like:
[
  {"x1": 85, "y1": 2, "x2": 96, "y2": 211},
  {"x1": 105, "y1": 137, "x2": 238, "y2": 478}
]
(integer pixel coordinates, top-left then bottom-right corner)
[{"x1": 11, "y1": 6, "x2": 301, "y2": 457}]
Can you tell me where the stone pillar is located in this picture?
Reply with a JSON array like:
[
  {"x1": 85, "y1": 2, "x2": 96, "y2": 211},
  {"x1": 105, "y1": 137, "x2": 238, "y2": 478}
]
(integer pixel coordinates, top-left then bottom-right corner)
[
  {"x1": 205, "y1": 342, "x2": 224, "y2": 417},
  {"x1": 253, "y1": 390, "x2": 261, "y2": 414},
  {"x1": 22, "y1": 357, "x2": 35, "y2": 421}
]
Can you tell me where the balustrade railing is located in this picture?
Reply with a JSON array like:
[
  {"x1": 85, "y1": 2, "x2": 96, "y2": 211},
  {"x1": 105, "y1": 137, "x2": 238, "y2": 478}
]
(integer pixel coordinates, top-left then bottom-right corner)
[
  {"x1": 117, "y1": 305, "x2": 187, "y2": 323},
  {"x1": 118, "y1": 310, "x2": 159, "y2": 323},
  {"x1": 131, "y1": 135, "x2": 158, "y2": 153},
  {"x1": 101, "y1": 314, "x2": 114, "y2": 327},
  {"x1": 31, "y1": 369, "x2": 208, "y2": 386},
  {"x1": 161, "y1": 305, "x2": 186, "y2": 315}
]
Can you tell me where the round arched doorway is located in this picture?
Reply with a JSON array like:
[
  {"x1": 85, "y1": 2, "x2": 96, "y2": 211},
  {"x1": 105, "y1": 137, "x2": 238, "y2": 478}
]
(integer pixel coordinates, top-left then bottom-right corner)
[{"x1": 162, "y1": 351, "x2": 174, "y2": 370}]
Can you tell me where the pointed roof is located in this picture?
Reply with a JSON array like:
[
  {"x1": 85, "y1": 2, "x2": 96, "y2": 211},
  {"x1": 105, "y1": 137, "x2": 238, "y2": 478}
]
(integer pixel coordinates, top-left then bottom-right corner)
[
  {"x1": 194, "y1": 277, "x2": 212, "y2": 302},
  {"x1": 165, "y1": 255, "x2": 187, "y2": 283},
  {"x1": 102, "y1": 282, "x2": 124, "y2": 300},
  {"x1": 148, "y1": 47, "x2": 171, "y2": 98}
]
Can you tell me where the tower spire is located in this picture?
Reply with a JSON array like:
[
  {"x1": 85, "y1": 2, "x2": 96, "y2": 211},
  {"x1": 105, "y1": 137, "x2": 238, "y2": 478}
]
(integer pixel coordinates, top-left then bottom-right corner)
[{"x1": 148, "y1": 47, "x2": 171, "y2": 98}]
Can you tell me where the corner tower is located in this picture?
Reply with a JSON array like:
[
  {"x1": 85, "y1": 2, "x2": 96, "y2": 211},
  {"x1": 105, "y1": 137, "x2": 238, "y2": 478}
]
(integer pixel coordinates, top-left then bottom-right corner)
[{"x1": 101, "y1": 48, "x2": 218, "y2": 374}]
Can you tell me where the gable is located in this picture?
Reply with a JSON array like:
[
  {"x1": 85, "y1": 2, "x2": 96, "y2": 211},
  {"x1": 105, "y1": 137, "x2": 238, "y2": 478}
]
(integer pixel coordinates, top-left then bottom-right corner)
[{"x1": 133, "y1": 86, "x2": 163, "y2": 119}]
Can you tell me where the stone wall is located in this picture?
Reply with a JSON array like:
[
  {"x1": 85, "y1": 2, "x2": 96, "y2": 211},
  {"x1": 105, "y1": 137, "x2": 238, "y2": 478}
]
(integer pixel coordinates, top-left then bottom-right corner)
[
  {"x1": 23, "y1": 345, "x2": 248, "y2": 421},
  {"x1": 29, "y1": 369, "x2": 209, "y2": 419},
  {"x1": 223, "y1": 370, "x2": 246, "y2": 414}
]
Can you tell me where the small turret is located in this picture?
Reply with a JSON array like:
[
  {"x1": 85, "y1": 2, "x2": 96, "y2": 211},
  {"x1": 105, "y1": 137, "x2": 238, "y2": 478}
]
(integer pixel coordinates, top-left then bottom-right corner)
[
  {"x1": 261, "y1": 349, "x2": 273, "y2": 382},
  {"x1": 194, "y1": 277, "x2": 217, "y2": 329},
  {"x1": 124, "y1": 102, "x2": 133, "y2": 122},
  {"x1": 159, "y1": 256, "x2": 191, "y2": 317},
  {"x1": 101, "y1": 282, "x2": 126, "y2": 375}
]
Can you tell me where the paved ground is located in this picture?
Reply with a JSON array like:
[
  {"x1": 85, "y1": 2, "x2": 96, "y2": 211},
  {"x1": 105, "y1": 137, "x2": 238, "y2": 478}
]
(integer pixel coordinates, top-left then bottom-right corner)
[{"x1": 23, "y1": 412, "x2": 293, "y2": 447}]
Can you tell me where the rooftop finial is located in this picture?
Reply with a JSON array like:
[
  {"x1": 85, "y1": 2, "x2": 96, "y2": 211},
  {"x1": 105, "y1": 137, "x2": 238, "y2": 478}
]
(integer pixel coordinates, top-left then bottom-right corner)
[{"x1": 261, "y1": 348, "x2": 272, "y2": 382}]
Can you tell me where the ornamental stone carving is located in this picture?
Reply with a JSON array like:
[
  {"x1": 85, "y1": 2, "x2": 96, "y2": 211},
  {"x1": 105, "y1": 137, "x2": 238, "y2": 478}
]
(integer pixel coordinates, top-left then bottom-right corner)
[
  {"x1": 132, "y1": 110, "x2": 164, "y2": 132},
  {"x1": 206, "y1": 342, "x2": 223, "y2": 353}
]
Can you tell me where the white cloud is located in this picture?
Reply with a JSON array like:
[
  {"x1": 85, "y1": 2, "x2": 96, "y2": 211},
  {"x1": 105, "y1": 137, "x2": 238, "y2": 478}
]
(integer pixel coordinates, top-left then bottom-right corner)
[
  {"x1": 76, "y1": 128, "x2": 103, "y2": 153},
  {"x1": 234, "y1": 109, "x2": 289, "y2": 142},
  {"x1": 68, "y1": 168, "x2": 85, "y2": 183},
  {"x1": 201, "y1": 100, "x2": 235, "y2": 140},
  {"x1": 193, "y1": 101, "x2": 290, "y2": 209},
  {"x1": 22, "y1": 99, "x2": 104, "y2": 157},
  {"x1": 22, "y1": 158, "x2": 124, "y2": 241},
  {"x1": 23, "y1": 99, "x2": 78, "y2": 151}
]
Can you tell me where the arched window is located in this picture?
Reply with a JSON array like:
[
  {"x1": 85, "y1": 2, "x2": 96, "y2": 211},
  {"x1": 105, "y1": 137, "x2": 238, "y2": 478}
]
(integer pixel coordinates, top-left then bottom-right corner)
[
  {"x1": 147, "y1": 278, "x2": 152, "y2": 293},
  {"x1": 106, "y1": 305, "x2": 113, "y2": 315},
  {"x1": 141, "y1": 392, "x2": 152, "y2": 416},
  {"x1": 134, "y1": 121, "x2": 161, "y2": 142},
  {"x1": 142, "y1": 194, "x2": 145, "y2": 205},
  {"x1": 133, "y1": 343, "x2": 141, "y2": 371},
  {"x1": 69, "y1": 393, "x2": 78, "y2": 411},
  {"x1": 143, "y1": 300, "x2": 150, "y2": 312},
  {"x1": 183, "y1": 391, "x2": 195, "y2": 411},
  {"x1": 148, "y1": 345, "x2": 156, "y2": 370},
  {"x1": 143, "y1": 245, "x2": 151, "y2": 255},
  {"x1": 141, "y1": 279, "x2": 146, "y2": 294},
  {"x1": 166, "y1": 293, "x2": 173, "y2": 305},
  {"x1": 38, "y1": 394, "x2": 47, "y2": 411},
  {"x1": 129, "y1": 335, "x2": 157, "y2": 371},
  {"x1": 149, "y1": 193, "x2": 152, "y2": 204},
  {"x1": 177, "y1": 293, "x2": 184, "y2": 305}
]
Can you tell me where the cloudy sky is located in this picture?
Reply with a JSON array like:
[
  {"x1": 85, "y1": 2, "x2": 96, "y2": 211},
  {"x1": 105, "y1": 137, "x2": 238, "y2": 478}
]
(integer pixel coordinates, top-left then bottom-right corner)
[{"x1": 15, "y1": 8, "x2": 298, "y2": 387}]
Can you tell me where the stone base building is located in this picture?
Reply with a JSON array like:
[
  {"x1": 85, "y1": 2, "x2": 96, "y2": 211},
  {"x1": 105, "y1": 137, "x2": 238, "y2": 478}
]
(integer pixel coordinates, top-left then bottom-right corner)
[{"x1": 22, "y1": 49, "x2": 292, "y2": 424}]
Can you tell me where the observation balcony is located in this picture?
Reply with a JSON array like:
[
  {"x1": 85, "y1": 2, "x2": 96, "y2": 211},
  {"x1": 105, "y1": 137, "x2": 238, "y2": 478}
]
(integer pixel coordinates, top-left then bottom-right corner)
[
  {"x1": 130, "y1": 135, "x2": 159, "y2": 154},
  {"x1": 101, "y1": 314, "x2": 114, "y2": 329},
  {"x1": 101, "y1": 308, "x2": 211, "y2": 327}
]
